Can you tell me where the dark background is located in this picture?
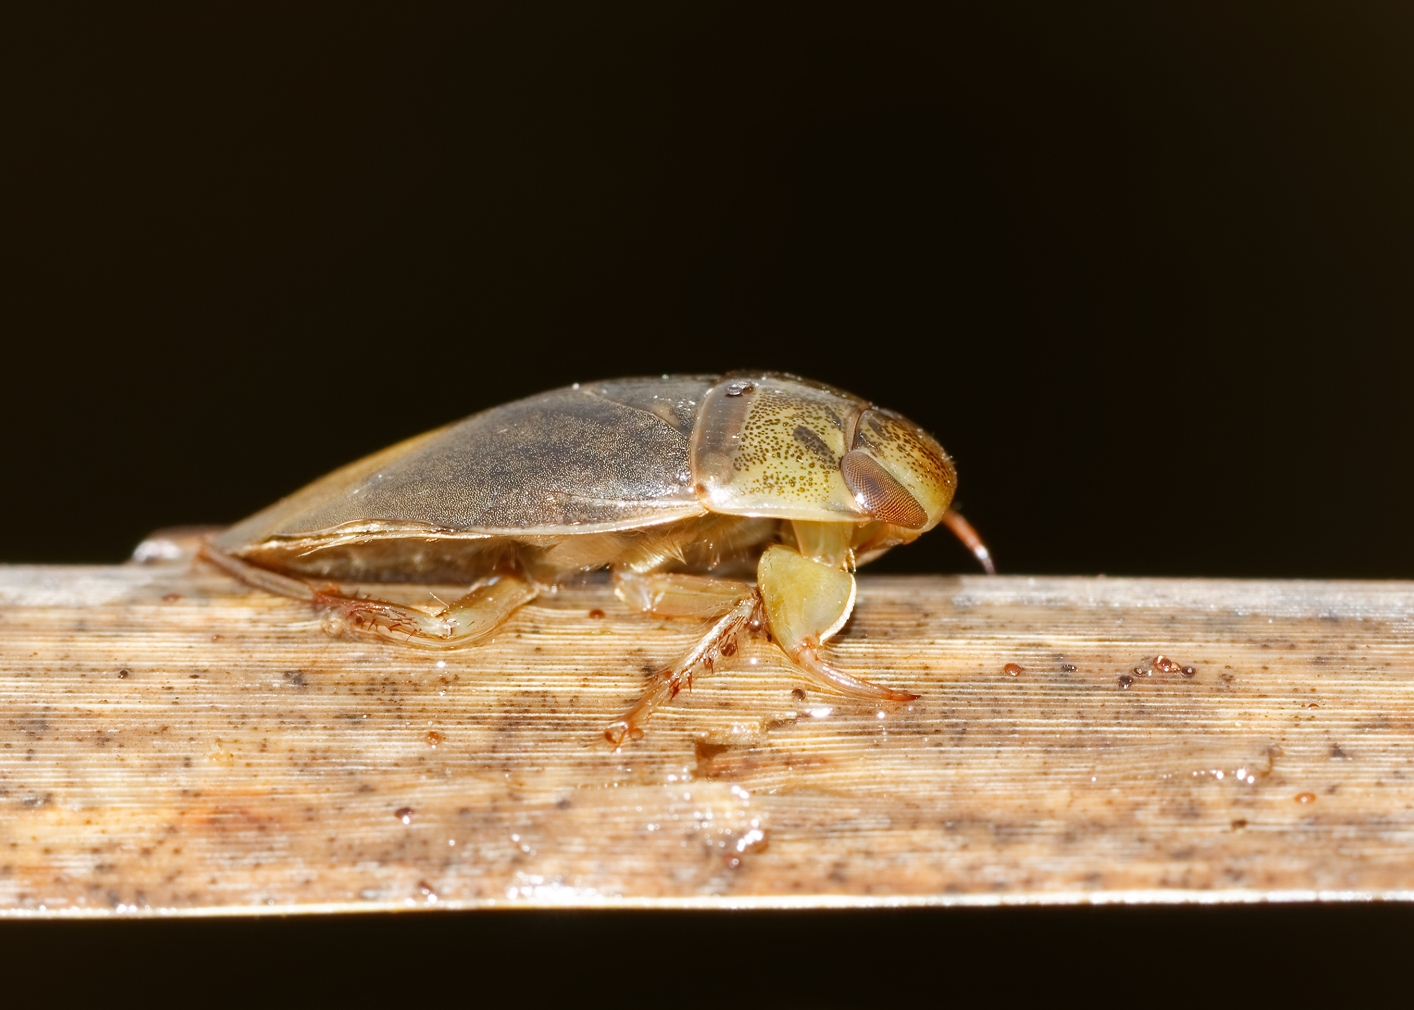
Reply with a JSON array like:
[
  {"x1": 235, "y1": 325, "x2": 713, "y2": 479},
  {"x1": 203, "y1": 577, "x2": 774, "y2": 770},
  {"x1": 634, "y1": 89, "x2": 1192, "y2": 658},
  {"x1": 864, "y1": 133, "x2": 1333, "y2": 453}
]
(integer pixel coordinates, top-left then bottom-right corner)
[
  {"x1": 8, "y1": 3, "x2": 1413, "y2": 578},
  {"x1": 5, "y1": 3, "x2": 1414, "y2": 1002}
]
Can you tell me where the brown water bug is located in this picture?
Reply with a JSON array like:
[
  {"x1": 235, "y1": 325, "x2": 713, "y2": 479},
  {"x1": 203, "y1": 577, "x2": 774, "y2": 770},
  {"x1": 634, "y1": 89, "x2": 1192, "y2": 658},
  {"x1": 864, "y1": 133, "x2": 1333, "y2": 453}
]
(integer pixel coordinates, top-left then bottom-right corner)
[{"x1": 199, "y1": 372, "x2": 994, "y2": 745}]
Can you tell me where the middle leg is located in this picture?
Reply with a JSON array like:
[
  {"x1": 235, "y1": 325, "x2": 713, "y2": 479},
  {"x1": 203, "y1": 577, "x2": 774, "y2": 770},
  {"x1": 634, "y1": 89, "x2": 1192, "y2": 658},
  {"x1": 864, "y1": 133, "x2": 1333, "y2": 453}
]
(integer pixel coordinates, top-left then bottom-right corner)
[{"x1": 606, "y1": 571, "x2": 760, "y2": 746}]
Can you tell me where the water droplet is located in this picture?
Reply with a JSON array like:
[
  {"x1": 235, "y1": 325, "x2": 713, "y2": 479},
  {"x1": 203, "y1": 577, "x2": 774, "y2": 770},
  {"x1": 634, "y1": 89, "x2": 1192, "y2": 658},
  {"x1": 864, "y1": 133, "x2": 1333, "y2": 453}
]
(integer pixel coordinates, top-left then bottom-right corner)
[
  {"x1": 1295, "y1": 792, "x2": 1316, "y2": 804},
  {"x1": 1003, "y1": 663, "x2": 1023, "y2": 677},
  {"x1": 395, "y1": 806, "x2": 414, "y2": 824},
  {"x1": 1153, "y1": 655, "x2": 1179, "y2": 673},
  {"x1": 1118, "y1": 674, "x2": 1134, "y2": 689},
  {"x1": 1181, "y1": 666, "x2": 1196, "y2": 677},
  {"x1": 117, "y1": 669, "x2": 129, "y2": 679},
  {"x1": 588, "y1": 608, "x2": 605, "y2": 619},
  {"x1": 425, "y1": 731, "x2": 443, "y2": 748}
]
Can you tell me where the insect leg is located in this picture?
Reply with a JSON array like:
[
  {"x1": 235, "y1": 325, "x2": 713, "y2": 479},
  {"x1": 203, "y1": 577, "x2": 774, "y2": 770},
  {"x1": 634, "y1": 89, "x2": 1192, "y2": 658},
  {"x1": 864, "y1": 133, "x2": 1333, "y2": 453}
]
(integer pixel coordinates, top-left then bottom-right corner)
[
  {"x1": 199, "y1": 544, "x2": 537, "y2": 648},
  {"x1": 613, "y1": 571, "x2": 754, "y2": 619},
  {"x1": 757, "y1": 545, "x2": 917, "y2": 703},
  {"x1": 604, "y1": 593, "x2": 760, "y2": 749},
  {"x1": 321, "y1": 575, "x2": 539, "y2": 649},
  {"x1": 198, "y1": 542, "x2": 318, "y2": 601}
]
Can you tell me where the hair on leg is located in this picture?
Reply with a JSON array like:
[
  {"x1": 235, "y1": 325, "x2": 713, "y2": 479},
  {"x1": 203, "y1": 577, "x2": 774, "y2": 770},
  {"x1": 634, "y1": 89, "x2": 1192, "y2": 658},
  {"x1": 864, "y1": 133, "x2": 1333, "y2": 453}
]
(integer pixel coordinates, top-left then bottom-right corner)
[
  {"x1": 604, "y1": 593, "x2": 761, "y2": 748},
  {"x1": 199, "y1": 543, "x2": 537, "y2": 648}
]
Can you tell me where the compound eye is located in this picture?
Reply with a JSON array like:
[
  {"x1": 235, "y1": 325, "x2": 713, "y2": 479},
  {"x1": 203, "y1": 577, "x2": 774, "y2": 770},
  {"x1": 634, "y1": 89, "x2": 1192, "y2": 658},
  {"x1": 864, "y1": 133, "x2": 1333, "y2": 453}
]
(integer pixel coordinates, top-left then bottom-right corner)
[{"x1": 840, "y1": 449, "x2": 928, "y2": 529}]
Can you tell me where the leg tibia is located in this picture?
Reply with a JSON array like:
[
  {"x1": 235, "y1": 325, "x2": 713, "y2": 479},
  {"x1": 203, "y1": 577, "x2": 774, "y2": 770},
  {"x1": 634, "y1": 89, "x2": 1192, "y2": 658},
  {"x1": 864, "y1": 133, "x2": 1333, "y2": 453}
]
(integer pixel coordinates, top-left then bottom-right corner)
[
  {"x1": 605, "y1": 594, "x2": 760, "y2": 748},
  {"x1": 614, "y1": 570, "x2": 754, "y2": 619},
  {"x1": 792, "y1": 644, "x2": 917, "y2": 702}
]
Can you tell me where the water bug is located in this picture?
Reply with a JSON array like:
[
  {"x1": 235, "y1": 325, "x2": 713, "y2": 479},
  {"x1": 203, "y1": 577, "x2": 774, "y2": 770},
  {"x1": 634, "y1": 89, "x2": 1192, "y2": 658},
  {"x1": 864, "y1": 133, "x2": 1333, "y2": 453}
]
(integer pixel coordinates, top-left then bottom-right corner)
[{"x1": 200, "y1": 372, "x2": 994, "y2": 744}]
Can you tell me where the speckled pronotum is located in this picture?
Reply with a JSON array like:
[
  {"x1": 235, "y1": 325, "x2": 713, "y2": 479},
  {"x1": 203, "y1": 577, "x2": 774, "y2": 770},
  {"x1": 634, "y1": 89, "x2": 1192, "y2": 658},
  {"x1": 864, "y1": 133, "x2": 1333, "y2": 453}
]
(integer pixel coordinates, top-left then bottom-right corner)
[{"x1": 200, "y1": 373, "x2": 994, "y2": 745}]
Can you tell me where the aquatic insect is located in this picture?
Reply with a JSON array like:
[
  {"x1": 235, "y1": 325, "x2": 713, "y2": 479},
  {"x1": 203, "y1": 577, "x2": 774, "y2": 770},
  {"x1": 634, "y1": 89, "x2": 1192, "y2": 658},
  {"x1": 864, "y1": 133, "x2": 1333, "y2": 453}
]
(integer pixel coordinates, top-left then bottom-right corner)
[{"x1": 201, "y1": 373, "x2": 993, "y2": 744}]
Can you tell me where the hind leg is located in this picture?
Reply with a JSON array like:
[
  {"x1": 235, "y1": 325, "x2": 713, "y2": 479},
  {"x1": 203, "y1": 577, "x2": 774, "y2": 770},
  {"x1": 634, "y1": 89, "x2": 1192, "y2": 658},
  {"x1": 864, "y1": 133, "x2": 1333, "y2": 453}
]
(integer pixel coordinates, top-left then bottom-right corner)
[{"x1": 199, "y1": 544, "x2": 538, "y2": 648}]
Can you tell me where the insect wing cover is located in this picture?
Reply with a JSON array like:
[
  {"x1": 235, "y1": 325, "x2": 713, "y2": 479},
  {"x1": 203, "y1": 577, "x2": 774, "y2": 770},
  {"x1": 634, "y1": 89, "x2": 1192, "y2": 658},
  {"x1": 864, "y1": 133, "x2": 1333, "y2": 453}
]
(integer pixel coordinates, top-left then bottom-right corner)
[{"x1": 217, "y1": 378, "x2": 716, "y2": 551}]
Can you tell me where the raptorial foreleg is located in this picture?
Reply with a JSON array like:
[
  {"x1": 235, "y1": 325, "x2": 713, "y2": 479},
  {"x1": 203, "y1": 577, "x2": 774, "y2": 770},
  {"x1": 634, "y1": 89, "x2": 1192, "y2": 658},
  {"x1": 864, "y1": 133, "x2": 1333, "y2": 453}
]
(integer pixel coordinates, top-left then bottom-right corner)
[{"x1": 757, "y1": 544, "x2": 917, "y2": 703}]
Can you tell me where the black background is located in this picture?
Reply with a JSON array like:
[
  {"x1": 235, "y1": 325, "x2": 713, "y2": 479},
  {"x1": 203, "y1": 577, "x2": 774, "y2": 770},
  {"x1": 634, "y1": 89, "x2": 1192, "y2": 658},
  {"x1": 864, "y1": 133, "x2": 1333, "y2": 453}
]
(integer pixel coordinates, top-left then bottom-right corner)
[{"x1": 5, "y1": 4, "x2": 1414, "y2": 1003}]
